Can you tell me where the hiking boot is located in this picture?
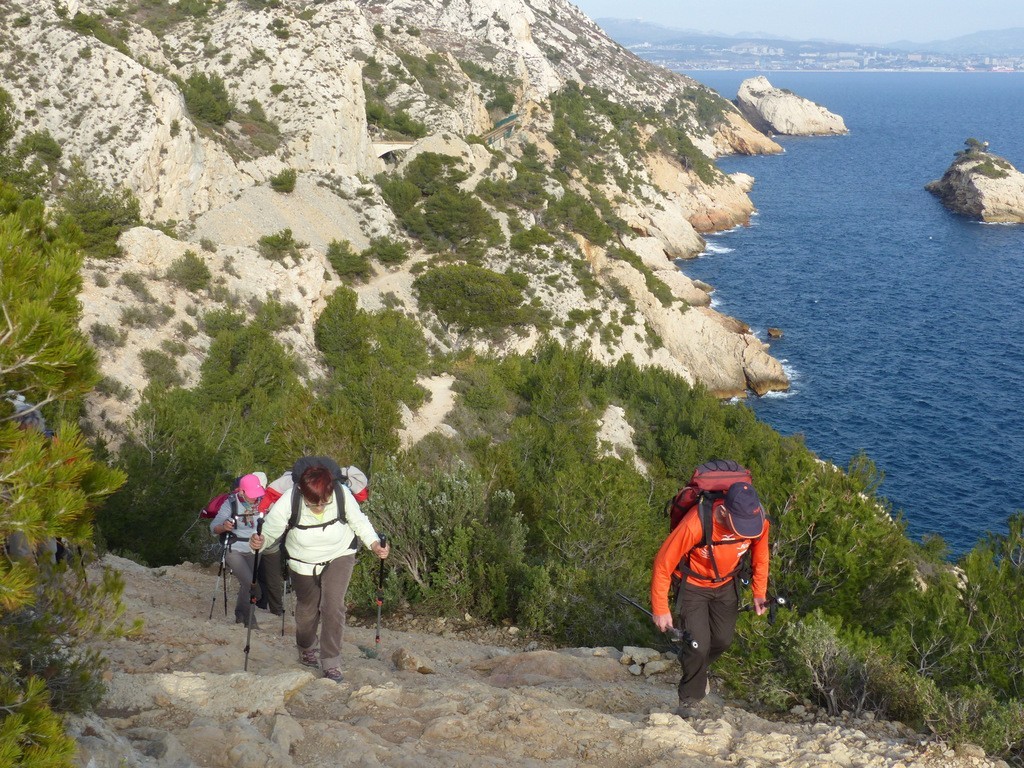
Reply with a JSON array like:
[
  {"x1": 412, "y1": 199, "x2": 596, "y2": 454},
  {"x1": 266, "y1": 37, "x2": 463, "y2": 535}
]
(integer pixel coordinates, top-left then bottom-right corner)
[
  {"x1": 322, "y1": 667, "x2": 344, "y2": 683},
  {"x1": 298, "y1": 648, "x2": 320, "y2": 668},
  {"x1": 675, "y1": 698, "x2": 721, "y2": 720},
  {"x1": 703, "y1": 691, "x2": 725, "y2": 708}
]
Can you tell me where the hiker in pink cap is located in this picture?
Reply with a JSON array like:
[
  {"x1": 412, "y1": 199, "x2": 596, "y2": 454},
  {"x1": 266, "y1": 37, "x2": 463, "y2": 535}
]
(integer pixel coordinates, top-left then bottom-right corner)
[{"x1": 209, "y1": 473, "x2": 267, "y2": 628}]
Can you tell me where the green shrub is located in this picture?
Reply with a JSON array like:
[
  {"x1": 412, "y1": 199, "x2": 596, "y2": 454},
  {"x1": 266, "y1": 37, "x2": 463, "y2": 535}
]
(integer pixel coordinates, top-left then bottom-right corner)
[
  {"x1": 379, "y1": 176, "x2": 422, "y2": 217},
  {"x1": 420, "y1": 187, "x2": 503, "y2": 253},
  {"x1": 90, "y1": 322, "x2": 126, "y2": 348},
  {"x1": 405, "y1": 152, "x2": 469, "y2": 194},
  {"x1": 257, "y1": 228, "x2": 305, "y2": 262},
  {"x1": 546, "y1": 190, "x2": 613, "y2": 245},
  {"x1": 510, "y1": 226, "x2": 556, "y2": 253},
  {"x1": 364, "y1": 95, "x2": 427, "y2": 138},
  {"x1": 57, "y1": 159, "x2": 141, "y2": 260},
  {"x1": 364, "y1": 236, "x2": 409, "y2": 266},
  {"x1": 255, "y1": 299, "x2": 300, "y2": 332},
  {"x1": 118, "y1": 272, "x2": 154, "y2": 302},
  {"x1": 201, "y1": 308, "x2": 246, "y2": 337},
  {"x1": 459, "y1": 59, "x2": 517, "y2": 115},
  {"x1": 96, "y1": 375, "x2": 132, "y2": 400},
  {"x1": 414, "y1": 264, "x2": 527, "y2": 332},
  {"x1": 269, "y1": 168, "x2": 297, "y2": 193},
  {"x1": 607, "y1": 245, "x2": 675, "y2": 307},
  {"x1": 326, "y1": 239, "x2": 373, "y2": 282},
  {"x1": 68, "y1": 11, "x2": 130, "y2": 56},
  {"x1": 165, "y1": 250, "x2": 212, "y2": 292},
  {"x1": 236, "y1": 99, "x2": 281, "y2": 155},
  {"x1": 181, "y1": 72, "x2": 233, "y2": 126},
  {"x1": 140, "y1": 349, "x2": 183, "y2": 388},
  {"x1": 972, "y1": 159, "x2": 1010, "y2": 179},
  {"x1": 119, "y1": 305, "x2": 172, "y2": 328}
]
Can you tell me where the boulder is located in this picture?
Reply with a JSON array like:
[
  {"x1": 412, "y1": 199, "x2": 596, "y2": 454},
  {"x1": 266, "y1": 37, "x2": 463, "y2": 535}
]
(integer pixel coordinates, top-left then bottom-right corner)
[{"x1": 736, "y1": 76, "x2": 848, "y2": 137}]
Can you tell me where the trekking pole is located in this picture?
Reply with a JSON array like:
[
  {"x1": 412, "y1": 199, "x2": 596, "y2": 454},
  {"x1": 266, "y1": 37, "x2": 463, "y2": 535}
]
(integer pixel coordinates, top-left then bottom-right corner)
[
  {"x1": 243, "y1": 515, "x2": 265, "y2": 672},
  {"x1": 208, "y1": 536, "x2": 229, "y2": 620},
  {"x1": 739, "y1": 595, "x2": 789, "y2": 626},
  {"x1": 615, "y1": 591, "x2": 699, "y2": 650},
  {"x1": 281, "y1": 569, "x2": 290, "y2": 637},
  {"x1": 374, "y1": 534, "x2": 387, "y2": 650}
]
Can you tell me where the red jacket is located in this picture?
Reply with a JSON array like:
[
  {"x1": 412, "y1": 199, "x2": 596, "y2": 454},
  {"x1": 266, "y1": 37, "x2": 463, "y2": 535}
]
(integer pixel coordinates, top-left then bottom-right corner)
[{"x1": 651, "y1": 505, "x2": 770, "y2": 617}]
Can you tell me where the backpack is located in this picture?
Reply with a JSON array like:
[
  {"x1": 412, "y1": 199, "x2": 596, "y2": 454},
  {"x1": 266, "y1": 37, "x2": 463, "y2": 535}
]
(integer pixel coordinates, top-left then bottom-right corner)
[
  {"x1": 279, "y1": 457, "x2": 368, "y2": 556},
  {"x1": 666, "y1": 459, "x2": 759, "y2": 587},
  {"x1": 201, "y1": 493, "x2": 231, "y2": 519}
]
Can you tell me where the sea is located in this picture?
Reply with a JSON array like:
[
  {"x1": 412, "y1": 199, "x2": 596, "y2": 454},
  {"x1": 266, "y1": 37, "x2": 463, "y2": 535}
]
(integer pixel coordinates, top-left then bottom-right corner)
[{"x1": 674, "y1": 71, "x2": 1024, "y2": 556}]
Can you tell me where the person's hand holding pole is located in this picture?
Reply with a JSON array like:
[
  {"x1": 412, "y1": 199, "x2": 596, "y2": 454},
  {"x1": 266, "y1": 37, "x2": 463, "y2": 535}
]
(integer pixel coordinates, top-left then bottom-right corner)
[{"x1": 653, "y1": 613, "x2": 673, "y2": 632}]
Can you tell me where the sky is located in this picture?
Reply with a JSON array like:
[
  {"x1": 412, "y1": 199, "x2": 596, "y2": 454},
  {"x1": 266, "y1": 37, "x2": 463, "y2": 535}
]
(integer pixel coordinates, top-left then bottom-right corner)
[{"x1": 571, "y1": 1, "x2": 1024, "y2": 45}]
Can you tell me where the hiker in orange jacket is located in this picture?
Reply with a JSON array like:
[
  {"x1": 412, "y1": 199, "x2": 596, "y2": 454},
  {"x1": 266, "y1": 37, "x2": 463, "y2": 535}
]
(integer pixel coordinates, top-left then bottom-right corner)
[{"x1": 651, "y1": 481, "x2": 770, "y2": 719}]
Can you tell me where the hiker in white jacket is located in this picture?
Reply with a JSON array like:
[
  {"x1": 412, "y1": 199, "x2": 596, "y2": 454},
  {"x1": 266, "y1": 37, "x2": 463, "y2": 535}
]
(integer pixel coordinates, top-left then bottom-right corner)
[{"x1": 250, "y1": 462, "x2": 388, "y2": 683}]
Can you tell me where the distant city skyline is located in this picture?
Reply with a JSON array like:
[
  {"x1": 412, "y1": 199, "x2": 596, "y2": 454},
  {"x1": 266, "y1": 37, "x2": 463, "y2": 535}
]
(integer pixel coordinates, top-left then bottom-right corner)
[{"x1": 572, "y1": 0, "x2": 1024, "y2": 46}]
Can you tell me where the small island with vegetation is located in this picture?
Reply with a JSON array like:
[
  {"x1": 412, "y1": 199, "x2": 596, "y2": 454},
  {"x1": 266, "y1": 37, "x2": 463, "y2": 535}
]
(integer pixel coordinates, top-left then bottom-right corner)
[{"x1": 925, "y1": 138, "x2": 1024, "y2": 222}]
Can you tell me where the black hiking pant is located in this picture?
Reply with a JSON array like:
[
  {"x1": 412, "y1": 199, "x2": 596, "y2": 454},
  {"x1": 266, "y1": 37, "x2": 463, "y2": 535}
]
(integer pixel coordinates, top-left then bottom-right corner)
[
  {"x1": 675, "y1": 579, "x2": 738, "y2": 703},
  {"x1": 257, "y1": 550, "x2": 284, "y2": 615}
]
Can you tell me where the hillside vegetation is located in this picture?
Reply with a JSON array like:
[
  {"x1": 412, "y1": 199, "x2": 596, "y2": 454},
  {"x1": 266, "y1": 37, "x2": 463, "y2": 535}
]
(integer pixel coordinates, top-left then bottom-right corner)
[{"x1": 0, "y1": 1, "x2": 1021, "y2": 766}]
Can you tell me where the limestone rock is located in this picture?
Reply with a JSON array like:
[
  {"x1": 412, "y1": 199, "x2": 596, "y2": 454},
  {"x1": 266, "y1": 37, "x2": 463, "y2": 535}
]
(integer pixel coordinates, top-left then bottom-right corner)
[
  {"x1": 709, "y1": 110, "x2": 784, "y2": 156},
  {"x1": 736, "y1": 76, "x2": 848, "y2": 136},
  {"x1": 925, "y1": 148, "x2": 1024, "y2": 223},
  {"x1": 392, "y1": 647, "x2": 437, "y2": 674}
]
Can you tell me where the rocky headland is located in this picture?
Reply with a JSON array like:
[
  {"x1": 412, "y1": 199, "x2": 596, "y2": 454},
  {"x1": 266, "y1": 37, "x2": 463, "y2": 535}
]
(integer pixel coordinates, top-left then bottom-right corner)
[
  {"x1": 70, "y1": 555, "x2": 1006, "y2": 768},
  {"x1": 0, "y1": 0, "x2": 793, "y2": 448},
  {"x1": 925, "y1": 142, "x2": 1024, "y2": 222},
  {"x1": 735, "y1": 75, "x2": 848, "y2": 137}
]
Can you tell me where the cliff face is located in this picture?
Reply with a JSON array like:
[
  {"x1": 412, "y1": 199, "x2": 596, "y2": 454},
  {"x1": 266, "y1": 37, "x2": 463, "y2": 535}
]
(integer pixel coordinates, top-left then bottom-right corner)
[
  {"x1": 736, "y1": 76, "x2": 848, "y2": 137},
  {"x1": 0, "y1": 0, "x2": 792, "y2": 445},
  {"x1": 925, "y1": 149, "x2": 1024, "y2": 223}
]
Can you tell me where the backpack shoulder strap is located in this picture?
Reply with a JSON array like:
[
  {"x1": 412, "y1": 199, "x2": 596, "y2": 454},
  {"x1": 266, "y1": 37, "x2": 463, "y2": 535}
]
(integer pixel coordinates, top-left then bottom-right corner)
[{"x1": 334, "y1": 480, "x2": 347, "y2": 524}]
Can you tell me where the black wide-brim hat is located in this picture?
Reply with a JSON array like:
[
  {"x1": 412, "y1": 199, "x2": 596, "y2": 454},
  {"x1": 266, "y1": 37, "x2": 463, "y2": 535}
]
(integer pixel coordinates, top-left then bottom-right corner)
[{"x1": 724, "y1": 482, "x2": 766, "y2": 538}]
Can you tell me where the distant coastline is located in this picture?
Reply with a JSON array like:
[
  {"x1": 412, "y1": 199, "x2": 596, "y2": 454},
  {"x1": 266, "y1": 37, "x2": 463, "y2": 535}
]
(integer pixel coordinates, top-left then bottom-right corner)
[
  {"x1": 600, "y1": 19, "x2": 1024, "y2": 73},
  {"x1": 674, "y1": 67, "x2": 1021, "y2": 73}
]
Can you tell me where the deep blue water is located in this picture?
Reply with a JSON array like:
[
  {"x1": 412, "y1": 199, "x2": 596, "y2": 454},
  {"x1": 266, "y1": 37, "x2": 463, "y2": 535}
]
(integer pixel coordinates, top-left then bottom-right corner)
[{"x1": 678, "y1": 72, "x2": 1024, "y2": 555}]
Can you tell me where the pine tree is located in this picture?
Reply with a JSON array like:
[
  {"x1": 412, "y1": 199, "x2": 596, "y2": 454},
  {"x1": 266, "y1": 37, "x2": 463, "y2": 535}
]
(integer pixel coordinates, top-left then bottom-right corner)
[{"x1": 1, "y1": 181, "x2": 128, "y2": 767}]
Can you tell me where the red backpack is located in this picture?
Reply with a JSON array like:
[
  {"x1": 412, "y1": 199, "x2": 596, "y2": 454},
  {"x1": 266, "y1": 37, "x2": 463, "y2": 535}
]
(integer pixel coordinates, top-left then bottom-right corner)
[
  {"x1": 667, "y1": 459, "x2": 757, "y2": 585},
  {"x1": 201, "y1": 492, "x2": 231, "y2": 519}
]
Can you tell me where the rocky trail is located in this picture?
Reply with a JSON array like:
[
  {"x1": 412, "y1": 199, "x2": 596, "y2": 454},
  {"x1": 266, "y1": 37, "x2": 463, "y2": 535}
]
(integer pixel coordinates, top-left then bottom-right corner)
[{"x1": 69, "y1": 556, "x2": 1005, "y2": 768}]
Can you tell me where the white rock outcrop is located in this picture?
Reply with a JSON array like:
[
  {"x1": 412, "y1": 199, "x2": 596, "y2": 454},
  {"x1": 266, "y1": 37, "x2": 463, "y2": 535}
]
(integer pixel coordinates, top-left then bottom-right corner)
[
  {"x1": 736, "y1": 76, "x2": 848, "y2": 136},
  {"x1": 925, "y1": 149, "x2": 1024, "y2": 223}
]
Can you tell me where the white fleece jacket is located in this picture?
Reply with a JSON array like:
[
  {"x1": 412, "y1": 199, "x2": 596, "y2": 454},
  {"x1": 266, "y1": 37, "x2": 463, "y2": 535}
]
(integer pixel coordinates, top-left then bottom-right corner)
[{"x1": 254, "y1": 484, "x2": 379, "y2": 575}]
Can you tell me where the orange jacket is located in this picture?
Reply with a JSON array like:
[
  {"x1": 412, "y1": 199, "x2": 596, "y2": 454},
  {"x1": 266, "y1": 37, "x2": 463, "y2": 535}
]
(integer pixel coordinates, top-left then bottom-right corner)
[{"x1": 651, "y1": 505, "x2": 770, "y2": 617}]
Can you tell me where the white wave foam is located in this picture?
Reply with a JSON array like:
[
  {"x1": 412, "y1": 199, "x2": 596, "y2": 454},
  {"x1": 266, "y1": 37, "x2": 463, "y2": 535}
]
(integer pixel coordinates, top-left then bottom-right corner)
[
  {"x1": 703, "y1": 242, "x2": 734, "y2": 255},
  {"x1": 762, "y1": 360, "x2": 800, "y2": 399}
]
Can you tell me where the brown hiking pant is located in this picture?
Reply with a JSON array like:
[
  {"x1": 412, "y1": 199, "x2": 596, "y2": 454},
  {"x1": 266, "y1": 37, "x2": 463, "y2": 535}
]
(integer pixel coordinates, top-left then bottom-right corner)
[
  {"x1": 675, "y1": 579, "x2": 738, "y2": 703},
  {"x1": 291, "y1": 554, "x2": 356, "y2": 671}
]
